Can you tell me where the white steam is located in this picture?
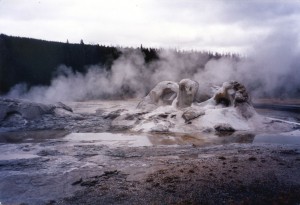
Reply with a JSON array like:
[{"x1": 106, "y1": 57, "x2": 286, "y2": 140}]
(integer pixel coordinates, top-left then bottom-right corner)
[{"x1": 4, "y1": 30, "x2": 300, "y2": 103}]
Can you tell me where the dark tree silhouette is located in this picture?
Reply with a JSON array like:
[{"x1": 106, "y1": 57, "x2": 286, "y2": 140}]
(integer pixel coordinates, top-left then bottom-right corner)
[{"x1": 0, "y1": 34, "x2": 239, "y2": 95}]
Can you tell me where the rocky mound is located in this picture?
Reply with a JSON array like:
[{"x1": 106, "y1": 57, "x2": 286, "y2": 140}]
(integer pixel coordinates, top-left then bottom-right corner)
[
  {"x1": 111, "y1": 80, "x2": 297, "y2": 134},
  {"x1": 0, "y1": 98, "x2": 73, "y2": 121}
]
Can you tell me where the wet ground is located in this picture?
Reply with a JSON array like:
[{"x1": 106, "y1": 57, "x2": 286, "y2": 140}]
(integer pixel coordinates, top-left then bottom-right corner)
[{"x1": 0, "y1": 99, "x2": 300, "y2": 204}]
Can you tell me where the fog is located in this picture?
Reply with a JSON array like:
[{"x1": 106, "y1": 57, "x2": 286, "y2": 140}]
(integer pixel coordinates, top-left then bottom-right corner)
[{"x1": 4, "y1": 30, "x2": 300, "y2": 103}]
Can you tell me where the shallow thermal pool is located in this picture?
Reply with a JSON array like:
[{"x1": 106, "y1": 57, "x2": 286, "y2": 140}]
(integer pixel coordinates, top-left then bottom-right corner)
[
  {"x1": 253, "y1": 130, "x2": 300, "y2": 144},
  {"x1": 0, "y1": 100, "x2": 300, "y2": 158},
  {"x1": 64, "y1": 130, "x2": 300, "y2": 146},
  {"x1": 1, "y1": 130, "x2": 299, "y2": 163},
  {"x1": 0, "y1": 129, "x2": 300, "y2": 148}
]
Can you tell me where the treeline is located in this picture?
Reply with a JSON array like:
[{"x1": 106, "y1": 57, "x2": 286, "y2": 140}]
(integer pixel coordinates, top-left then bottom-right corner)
[
  {"x1": 0, "y1": 34, "x2": 122, "y2": 94},
  {"x1": 0, "y1": 34, "x2": 238, "y2": 94}
]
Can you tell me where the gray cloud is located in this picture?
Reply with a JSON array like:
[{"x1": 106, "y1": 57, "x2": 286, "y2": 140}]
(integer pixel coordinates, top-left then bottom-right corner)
[
  {"x1": 0, "y1": 0, "x2": 299, "y2": 53},
  {"x1": 220, "y1": 1, "x2": 300, "y2": 24},
  {"x1": 1, "y1": 1, "x2": 300, "y2": 102}
]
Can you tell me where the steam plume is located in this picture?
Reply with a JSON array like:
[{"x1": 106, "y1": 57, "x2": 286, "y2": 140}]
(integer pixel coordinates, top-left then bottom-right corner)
[{"x1": 4, "y1": 30, "x2": 300, "y2": 103}]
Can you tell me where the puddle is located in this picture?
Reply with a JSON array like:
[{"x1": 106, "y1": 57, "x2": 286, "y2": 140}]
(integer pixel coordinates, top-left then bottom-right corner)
[
  {"x1": 63, "y1": 130, "x2": 300, "y2": 147},
  {"x1": 63, "y1": 131, "x2": 255, "y2": 147},
  {"x1": 253, "y1": 130, "x2": 300, "y2": 145},
  {"x1": 0, "y1": 129, "x2": 299, "y2": 149}
]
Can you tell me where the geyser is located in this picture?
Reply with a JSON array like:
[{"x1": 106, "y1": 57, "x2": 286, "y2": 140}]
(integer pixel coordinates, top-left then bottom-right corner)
[{"x1": 112, "y1": 79, "x2": 296, "y2": 134}]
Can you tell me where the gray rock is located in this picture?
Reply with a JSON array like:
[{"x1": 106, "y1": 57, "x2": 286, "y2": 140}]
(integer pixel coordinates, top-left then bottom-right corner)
[
  {"x1": 214, "y1": 123, "x2": 236, "y2": 132},
  {"x1": 213, "y1": 81, "x2": 251, "y2": 107},
  {"x1": 0, "y1": 98, "x2": 73, "y2": 121},
  {"x1": 137, "y1": 81, "x2": 179, "y2": 111},
  {"x1": 150, "y1": 124, "x2": 169, "y2": 133},
  {"x1": 212, "y1": 81, "x2": 255, "y2": 119},
  {"x1": 182, "y1": 109, "x2": 205, "y2": 122},
  {"x1": 175, "y1": 79, "x2": 199, "y2": 108}
]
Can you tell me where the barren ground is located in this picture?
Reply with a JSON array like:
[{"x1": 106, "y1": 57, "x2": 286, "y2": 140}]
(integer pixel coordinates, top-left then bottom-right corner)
[{"x1": 0, "y1": 99, "x2": 300, "y2": 205}]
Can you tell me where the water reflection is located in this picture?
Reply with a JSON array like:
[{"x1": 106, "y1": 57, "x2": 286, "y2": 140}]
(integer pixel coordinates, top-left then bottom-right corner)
[
  {"x1": 63, "y1": 131, "x2": 255, "y2": 147},
  {"x1": 254, "y1": 130, "x2": 300, "y2": 144},
  {"x1": 0, "y1": 130, "x2": 299, "y2": 147},
  {"x1": 146, "y1": 132, "x2": 255, "y2": 147}
]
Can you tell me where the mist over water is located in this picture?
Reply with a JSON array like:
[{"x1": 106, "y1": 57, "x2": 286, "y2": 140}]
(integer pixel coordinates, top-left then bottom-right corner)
[{"x1": 4, "y1": 31, "x2": 300, "y2": 103}]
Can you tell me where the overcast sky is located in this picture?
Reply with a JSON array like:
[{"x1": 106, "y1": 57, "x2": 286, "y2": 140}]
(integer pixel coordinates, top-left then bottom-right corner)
[{"x1": 0, "y1": 0, "x2": 300, "y2": 53}]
